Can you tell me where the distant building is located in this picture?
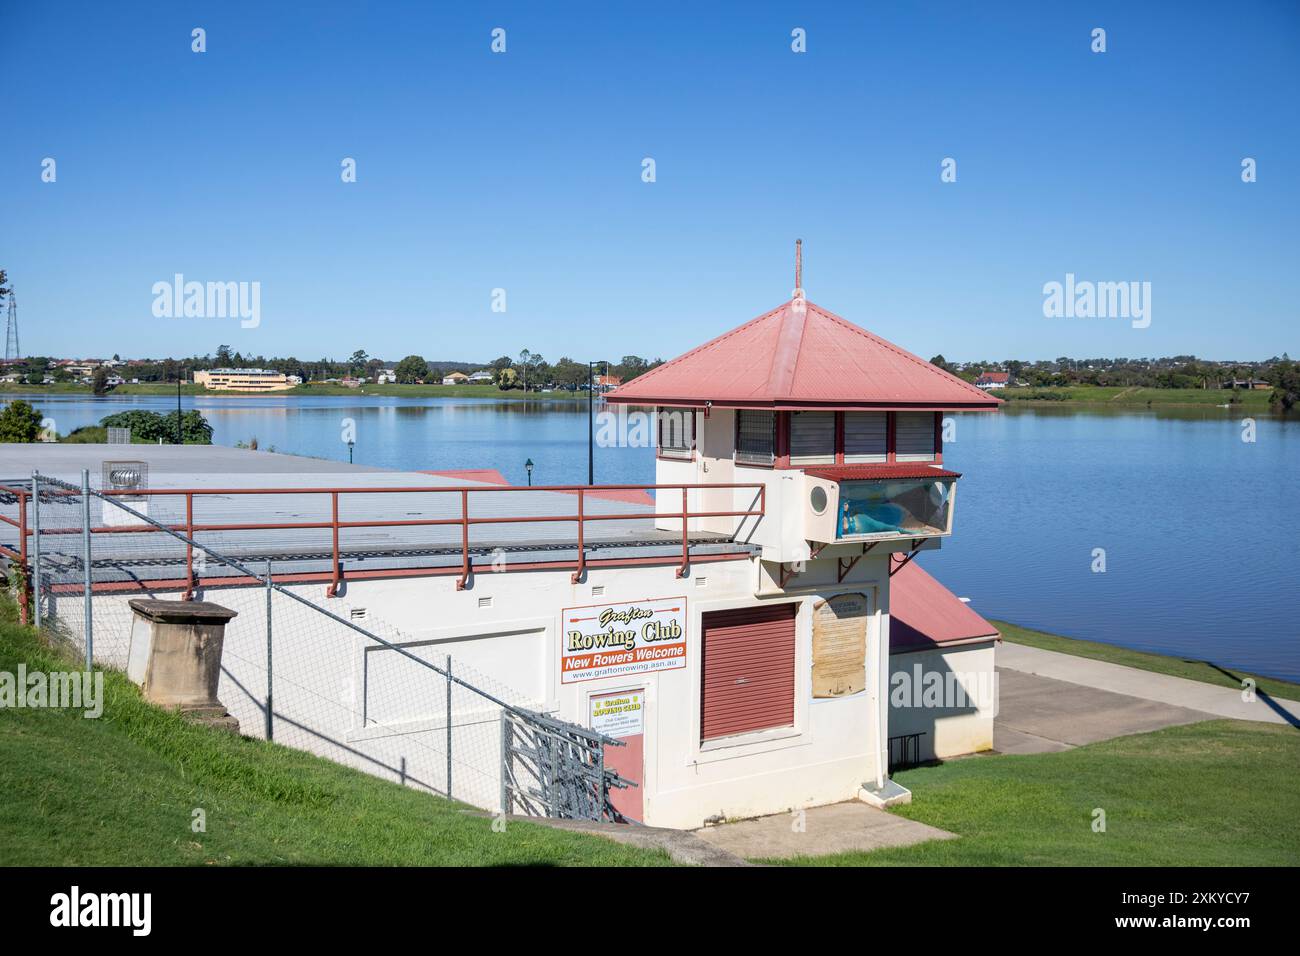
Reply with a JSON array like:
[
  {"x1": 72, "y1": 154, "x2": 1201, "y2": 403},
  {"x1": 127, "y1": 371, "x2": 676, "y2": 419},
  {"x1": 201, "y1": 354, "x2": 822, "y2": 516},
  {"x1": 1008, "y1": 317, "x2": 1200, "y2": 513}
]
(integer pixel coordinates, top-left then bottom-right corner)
[
  {"x1": 61, "y1": 359, "x2": 105, "y2": 381},
  {"x1": 594, "y1": 374, "x2": 622, "y2": 391},
  {"x1": 974, "y1": 372, "x2": 1011, "y2": 390},
  {"x1": 375, "y1": 370, "x2": 397, "y2": 384},
  {"x1": 194, "y1": 368, "x2": 292, "y2": 392},
  {"x1": 442, "y1": 372, "x2": 469, "y2": 385},
  {"x1": 466, "y1": 370, "x2": 494, "y2": 384},
  {"x1": 1222, "y1": 378, "x2": 1270, "y2": 390}
]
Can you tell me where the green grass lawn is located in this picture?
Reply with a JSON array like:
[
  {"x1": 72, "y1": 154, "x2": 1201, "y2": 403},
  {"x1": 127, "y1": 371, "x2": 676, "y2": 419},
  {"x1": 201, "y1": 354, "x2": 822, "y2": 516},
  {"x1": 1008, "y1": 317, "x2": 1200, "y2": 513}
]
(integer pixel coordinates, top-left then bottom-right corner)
[
  {"x1": 0, "y1": 596, "x2": 666, "y2": 866},
  {"x1": 995, "y1": 620, "x2": 1300, "y2": 701},
  {"x1": 777, "y1": 623, "x2": 1300, "y2": 867},
  {"x1": 781, "y1": 719, "x2": 1300, "y2": 866},
  {"x1": 999, "y1": 384, "x2": 1274, "y2": 408}
]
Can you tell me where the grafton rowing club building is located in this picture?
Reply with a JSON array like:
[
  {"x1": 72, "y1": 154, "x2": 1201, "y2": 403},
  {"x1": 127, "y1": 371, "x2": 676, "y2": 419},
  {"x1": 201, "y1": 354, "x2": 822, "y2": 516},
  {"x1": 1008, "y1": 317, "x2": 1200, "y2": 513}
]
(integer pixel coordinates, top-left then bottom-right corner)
[{"x1": 2, "y1": 266, "x2": 1003, "y2": 829}]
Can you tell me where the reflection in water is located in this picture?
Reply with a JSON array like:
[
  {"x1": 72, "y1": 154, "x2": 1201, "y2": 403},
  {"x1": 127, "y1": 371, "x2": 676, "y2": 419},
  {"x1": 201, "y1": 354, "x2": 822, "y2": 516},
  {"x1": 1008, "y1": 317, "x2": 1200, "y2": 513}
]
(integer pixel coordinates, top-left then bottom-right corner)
[{"x1": 6, "y1": 393, "x2": 1299, "y2": 680}]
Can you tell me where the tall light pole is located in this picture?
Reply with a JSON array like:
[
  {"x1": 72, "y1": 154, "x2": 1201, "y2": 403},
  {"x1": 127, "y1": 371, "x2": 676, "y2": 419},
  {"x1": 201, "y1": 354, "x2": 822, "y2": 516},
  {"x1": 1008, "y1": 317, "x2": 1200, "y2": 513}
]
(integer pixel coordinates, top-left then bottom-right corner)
[
  {"x1": 176, "y1": 376, "x2": 183, "y2": 445},
  {"x1": 587, "y1": 362, "x2": 594, "y2": 485}
]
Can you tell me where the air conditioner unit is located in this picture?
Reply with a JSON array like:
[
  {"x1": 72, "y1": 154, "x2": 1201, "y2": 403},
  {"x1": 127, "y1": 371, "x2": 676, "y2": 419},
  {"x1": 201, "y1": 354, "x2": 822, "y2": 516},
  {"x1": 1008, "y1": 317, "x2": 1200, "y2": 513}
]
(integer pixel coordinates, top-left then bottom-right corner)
[{"x1": 803, "y1": 473, "x2": 840, "y2": 545}]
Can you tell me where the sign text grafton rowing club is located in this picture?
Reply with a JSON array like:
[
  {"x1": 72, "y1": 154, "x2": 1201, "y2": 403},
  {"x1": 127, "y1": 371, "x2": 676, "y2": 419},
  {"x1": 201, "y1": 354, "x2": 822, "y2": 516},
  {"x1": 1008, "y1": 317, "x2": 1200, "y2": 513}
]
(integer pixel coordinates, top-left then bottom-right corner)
[{"x1": 560, "y1": 598, "x2": 687, "y2": 684}]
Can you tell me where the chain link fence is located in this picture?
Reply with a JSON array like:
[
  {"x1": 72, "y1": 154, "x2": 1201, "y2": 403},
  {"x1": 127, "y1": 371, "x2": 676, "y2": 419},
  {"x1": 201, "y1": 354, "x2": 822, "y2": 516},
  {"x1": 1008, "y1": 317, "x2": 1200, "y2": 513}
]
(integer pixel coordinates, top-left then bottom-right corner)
[{"x1": 2, "y1": 472, "x2": 633, "y2": 822}]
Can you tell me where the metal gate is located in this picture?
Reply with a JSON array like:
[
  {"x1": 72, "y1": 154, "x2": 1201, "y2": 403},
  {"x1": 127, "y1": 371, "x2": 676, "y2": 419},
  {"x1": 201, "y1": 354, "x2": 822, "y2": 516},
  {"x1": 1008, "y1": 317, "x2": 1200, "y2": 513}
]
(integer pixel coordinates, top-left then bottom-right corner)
[{"x1": 500, "y1": 708, "x2": 637, "y2": 823}]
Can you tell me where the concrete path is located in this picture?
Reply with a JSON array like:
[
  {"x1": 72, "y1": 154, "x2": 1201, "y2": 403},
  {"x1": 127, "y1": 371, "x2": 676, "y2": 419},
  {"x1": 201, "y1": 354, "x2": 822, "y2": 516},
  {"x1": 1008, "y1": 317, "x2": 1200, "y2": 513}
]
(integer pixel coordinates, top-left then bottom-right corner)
[
  {"x1": 998, "y1": 642, "x2": 1300, "y2": 726},
  {"x1": 994, "y1": 668, "x2": 1214, "y2": 755},
  {"x1": 523, "y1": 816, "x2": 753, "y2": 866},
  {"x1": 692, "y1": 801, "x2": 954, "y2": 861}
]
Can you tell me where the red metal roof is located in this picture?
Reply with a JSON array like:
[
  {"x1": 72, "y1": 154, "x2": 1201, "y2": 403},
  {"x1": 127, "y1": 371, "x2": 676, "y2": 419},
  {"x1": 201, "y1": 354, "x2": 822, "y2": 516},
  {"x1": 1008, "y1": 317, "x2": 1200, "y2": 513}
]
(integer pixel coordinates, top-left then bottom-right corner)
[
  {"x1": 607, "y1": 299, "x2": 1002, "y2": 411},
  {"x1": 423, "y1": 468, "x2": 511, "y2": 485},
  {"x1": 804, "y1": 464, "x2": 961, "y2": 482},
  {"x1": 889, "y1": 561, "x2": 1000, "y2": 653}
]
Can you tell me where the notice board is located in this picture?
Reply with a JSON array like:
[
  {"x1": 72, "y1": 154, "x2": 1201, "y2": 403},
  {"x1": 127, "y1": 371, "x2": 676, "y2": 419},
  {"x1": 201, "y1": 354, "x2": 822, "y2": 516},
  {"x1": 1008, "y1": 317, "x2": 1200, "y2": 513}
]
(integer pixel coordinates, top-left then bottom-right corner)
[{"x1": 812, "y1": 593, "x2": 868, "y2": 698}]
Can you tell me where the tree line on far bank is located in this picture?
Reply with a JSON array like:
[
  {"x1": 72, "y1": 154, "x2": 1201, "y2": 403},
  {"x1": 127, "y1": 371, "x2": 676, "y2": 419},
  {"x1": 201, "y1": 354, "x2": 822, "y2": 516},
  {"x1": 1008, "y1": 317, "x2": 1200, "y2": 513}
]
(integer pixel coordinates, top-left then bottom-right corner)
[
  {"x1": 389, "y1": 352, "x2": 658, "y2": 389},
  {"x1": 4, "y1": 345, "x2": 663, "y2": 393},
  {"x1": 929, "y1": 354, "x2": 1299, "y2": 410}
]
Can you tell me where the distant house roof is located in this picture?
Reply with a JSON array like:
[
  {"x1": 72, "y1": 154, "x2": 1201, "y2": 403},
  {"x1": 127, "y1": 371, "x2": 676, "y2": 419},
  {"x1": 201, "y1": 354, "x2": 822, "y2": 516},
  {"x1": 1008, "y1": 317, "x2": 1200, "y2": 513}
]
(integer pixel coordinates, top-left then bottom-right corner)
[
  {"x1": 595, "y1": 374, "x2": 622, "y2": 387},
  {"x1": 606, "y1": 299, "x2": 1001, "y2": 411},
  {"x1": 975, "y1": 372, "x2": 1010, "y2": 384},
  {"x1": 442, "y1": 372, "x2": 469, "y2": 382},
  {"x1": 889, "y1": 561, "x2": 1000, "y2": 653}
]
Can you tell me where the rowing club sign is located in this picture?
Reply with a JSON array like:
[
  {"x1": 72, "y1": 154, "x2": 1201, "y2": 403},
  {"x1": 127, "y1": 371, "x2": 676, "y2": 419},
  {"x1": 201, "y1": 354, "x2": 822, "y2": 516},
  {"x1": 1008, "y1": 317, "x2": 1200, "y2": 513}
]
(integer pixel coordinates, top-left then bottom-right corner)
[{"x1": 560, "y1": 597, "x2": 687, "y2": 684}]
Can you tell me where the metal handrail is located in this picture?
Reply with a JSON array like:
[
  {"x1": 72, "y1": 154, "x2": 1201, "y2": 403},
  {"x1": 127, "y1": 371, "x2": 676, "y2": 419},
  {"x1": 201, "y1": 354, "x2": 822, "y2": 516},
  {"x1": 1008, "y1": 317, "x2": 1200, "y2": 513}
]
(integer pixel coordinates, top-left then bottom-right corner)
[{"x1": 1, "y1": 479, "x2": 766, "y2": 602}]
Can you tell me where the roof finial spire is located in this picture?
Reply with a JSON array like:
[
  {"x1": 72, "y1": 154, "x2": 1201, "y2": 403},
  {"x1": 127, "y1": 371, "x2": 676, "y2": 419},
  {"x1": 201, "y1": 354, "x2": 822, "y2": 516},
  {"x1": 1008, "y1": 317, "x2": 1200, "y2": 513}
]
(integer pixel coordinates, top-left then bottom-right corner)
[{"x1": 791, "y1": 239, "x2": 806, "y2": 313}]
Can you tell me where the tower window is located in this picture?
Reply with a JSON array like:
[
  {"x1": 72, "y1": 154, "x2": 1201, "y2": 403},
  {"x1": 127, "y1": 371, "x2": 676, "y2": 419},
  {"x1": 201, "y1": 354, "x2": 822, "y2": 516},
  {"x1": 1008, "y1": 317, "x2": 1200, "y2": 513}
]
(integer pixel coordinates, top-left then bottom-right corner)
[
  {"x1": 735, "y1": 410, "x2": 776, "y2": 465},
  {"x1": 657, "y1": 408, "x2": 695, "y2": 458}
]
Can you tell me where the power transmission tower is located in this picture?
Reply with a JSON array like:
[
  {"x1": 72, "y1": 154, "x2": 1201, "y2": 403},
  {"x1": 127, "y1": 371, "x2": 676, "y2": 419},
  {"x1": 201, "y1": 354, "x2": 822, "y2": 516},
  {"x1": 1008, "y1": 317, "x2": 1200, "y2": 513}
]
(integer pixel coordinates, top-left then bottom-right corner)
[{"x1": 3, "y1": 289, "x2": 18, "y2": 361}]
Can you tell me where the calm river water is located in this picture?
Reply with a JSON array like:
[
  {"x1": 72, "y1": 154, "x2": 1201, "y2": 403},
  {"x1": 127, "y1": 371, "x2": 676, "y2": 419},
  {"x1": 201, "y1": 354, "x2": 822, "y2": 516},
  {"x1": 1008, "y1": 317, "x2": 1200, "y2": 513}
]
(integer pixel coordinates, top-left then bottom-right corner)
[{"x1": 8, "y1": 392, "x2": 1300, "y2": 682}]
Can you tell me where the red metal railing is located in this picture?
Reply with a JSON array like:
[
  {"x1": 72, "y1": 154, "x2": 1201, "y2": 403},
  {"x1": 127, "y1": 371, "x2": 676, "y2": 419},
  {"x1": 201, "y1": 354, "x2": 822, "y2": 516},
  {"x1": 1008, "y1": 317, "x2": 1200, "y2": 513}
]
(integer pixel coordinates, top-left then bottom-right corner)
[{"x1": 0, "y1": 482, "x2": 766, "y2": 609}]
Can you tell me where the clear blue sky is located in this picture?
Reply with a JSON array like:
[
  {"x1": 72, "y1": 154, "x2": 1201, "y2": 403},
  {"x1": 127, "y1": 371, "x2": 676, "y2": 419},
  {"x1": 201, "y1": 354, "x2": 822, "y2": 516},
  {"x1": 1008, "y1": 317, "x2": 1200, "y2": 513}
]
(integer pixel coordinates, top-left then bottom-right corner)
[{"x1": 2, "y1": 1, "x2": 1297, "y2": 363}]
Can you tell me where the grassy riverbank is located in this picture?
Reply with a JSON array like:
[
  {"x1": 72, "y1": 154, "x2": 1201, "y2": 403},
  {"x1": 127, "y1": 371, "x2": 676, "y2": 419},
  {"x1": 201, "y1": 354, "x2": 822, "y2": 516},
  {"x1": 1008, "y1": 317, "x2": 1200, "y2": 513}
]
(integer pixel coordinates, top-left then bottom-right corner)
[
  {"x1": 994, "y1": 620, "x2": 1300, "y2": 700},
  {"x1": 0, "y1": 594, "x2": 665, "y2": 867},
  {"x1": 790, "y1": 719, "x2": 1300, "y2": 866},
  {"x1": 998, "y1": 384, "x2": 1275, "y2": 408},
  {"x1": 784, "y1": 623, "x2": 1300, "y2": 866}
]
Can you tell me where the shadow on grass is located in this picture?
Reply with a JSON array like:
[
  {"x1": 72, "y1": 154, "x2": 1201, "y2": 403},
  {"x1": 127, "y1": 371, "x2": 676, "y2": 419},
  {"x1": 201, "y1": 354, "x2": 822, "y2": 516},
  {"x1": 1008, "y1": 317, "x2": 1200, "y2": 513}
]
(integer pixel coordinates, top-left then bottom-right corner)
[{"x1": 1202, "y1": 662, "x2": 1300, "y2": 729}]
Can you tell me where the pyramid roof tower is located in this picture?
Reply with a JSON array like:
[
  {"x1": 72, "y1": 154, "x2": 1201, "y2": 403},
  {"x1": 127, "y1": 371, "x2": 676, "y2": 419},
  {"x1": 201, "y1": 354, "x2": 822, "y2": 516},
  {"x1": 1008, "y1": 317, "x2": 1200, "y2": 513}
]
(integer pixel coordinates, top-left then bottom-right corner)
[{"x1": 608, "y1": 244, "x2": 999, "y2": 412}]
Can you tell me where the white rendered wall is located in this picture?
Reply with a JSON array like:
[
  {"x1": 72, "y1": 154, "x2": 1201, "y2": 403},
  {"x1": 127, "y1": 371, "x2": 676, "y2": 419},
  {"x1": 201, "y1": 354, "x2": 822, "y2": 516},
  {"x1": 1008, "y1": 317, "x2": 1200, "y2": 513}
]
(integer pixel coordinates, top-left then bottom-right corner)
[
  {"x1": 53, "y1": 552, "x2": 995, "y2": 828},
  {"x1": 887, "y1": 642, "x2": 998, "y2": 762}
]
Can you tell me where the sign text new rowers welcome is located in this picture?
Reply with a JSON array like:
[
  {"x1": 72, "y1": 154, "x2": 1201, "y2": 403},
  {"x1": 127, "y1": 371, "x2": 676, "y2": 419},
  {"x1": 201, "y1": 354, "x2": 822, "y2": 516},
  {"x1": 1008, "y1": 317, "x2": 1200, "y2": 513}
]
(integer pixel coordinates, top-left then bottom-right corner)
[{"x1": 561, "y1": 598, "x2": 687, "y2": 684}]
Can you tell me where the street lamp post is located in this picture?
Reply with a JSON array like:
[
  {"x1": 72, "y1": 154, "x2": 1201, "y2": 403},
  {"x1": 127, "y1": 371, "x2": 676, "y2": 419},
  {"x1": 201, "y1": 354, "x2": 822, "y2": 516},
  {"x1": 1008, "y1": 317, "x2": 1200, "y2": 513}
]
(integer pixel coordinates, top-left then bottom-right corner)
[
  {"x1": 587, "y1": 362, "x2": 594, "y2": 485},
  {"x1": 525, "y1": 458, "x2": 534, "y2": 486}
]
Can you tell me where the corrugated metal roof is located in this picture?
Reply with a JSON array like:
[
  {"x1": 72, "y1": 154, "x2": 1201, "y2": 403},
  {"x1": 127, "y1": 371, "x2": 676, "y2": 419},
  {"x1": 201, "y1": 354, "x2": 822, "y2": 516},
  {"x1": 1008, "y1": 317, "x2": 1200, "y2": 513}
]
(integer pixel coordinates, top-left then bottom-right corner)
[
  {"x1": 889, "y1": 561, "x2": 1000, "y2": 653},
  {"x1": 804, "y1": 464, "x2": 962, "y2": 482},
  {"x1": 606, "y1": 299, "x2": 1001, "y2": 410}
]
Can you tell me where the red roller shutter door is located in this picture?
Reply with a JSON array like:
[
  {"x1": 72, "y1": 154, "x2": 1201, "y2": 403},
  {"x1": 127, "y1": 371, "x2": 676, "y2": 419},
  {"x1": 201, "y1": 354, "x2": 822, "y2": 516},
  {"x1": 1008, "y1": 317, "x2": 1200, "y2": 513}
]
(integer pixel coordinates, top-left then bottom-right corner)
[{"x1": 701, "y1": 603, "x2": 797, "y2": 741}]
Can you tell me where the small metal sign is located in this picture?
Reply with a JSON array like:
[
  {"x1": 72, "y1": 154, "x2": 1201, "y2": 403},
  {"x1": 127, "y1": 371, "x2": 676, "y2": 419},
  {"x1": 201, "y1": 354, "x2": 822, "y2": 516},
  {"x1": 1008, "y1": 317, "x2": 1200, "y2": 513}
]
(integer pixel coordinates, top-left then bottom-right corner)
[{"x1": 589, "y1": 690, "x2": 645, "y2": 739}]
